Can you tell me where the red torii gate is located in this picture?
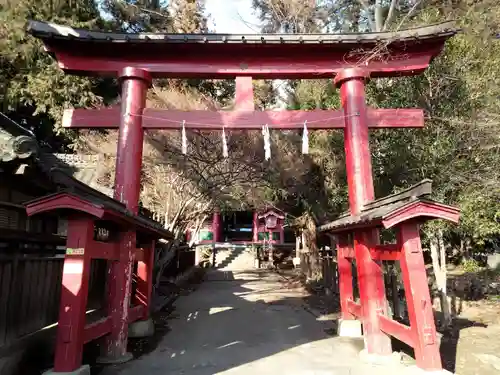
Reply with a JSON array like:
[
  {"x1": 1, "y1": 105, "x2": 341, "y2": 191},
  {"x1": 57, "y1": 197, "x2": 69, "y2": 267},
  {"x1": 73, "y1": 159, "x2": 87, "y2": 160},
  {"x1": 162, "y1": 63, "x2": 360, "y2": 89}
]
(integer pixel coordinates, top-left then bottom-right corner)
[{"x1": 28, "y1": 20, "x2": 457, "y2": 374}]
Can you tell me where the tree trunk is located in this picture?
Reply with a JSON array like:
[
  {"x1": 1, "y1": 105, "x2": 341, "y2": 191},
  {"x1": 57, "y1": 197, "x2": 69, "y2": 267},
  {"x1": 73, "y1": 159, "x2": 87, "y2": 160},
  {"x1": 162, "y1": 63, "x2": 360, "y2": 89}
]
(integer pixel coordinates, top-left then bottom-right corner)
[
  {"x1": 374, "y1": 0, "x2": 384, "y2": 31},
  {"x1": 303, "y1": 215, "x2": 321, "y2": 281},
  {"x1": 430, "y1": 230, "x2": 451, "y2": 328}
]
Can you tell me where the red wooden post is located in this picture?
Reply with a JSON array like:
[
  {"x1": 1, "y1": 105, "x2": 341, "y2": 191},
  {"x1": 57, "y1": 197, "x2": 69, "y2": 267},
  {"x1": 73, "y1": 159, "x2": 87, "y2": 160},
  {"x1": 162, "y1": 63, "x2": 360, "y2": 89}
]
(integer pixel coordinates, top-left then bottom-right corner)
[
  {"x1": 135, "y1": 240, "x2": 155, "y2": 319},
  {"x1": 354, "y1": 230, "x2": 391, "y2": 355},
  {"x1": 104, "y1": 67, "x2": 151, "y2": 362},
  {"x1": 279, "y1": 220, "x2": 284, "y2": 244},
  {"x1": 252, "y1": 211, "x2": 258, "y2": 243},
  {"x1": 235, "y1": 76, "x2": 255, "y2": 111},
  {"x1": 336, "y1": 234, "x2": 354, "y2": 320},
  {"x1": 334, "y1": 68, "x2": 374, "y2": 211},
  {"x1": 398, "y1": 222, "x2": 442, "y2": 371},
  {"x1": 113, "y1": 67, "x2": 151, "y2": 213},
  {"x1": 212, "y1": 209, "x2": 221, "y2": 243},
  {"x1": 53, "y1": 216, "x2": 94, "y2": 372},
  {"x1": 335, "y1": 68, "x2": 392, "y2": 355}
]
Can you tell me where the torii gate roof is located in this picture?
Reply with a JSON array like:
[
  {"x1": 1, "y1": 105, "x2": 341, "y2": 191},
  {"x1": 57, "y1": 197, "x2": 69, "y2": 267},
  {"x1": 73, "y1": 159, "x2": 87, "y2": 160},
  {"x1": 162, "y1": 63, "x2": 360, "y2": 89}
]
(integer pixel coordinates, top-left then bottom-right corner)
[
  {"x1": 317, "y1": 179, "x2": 460, "y2": 232},
  {"x1": 27, "y1": 20, "x2": 458, "y2": 79}
]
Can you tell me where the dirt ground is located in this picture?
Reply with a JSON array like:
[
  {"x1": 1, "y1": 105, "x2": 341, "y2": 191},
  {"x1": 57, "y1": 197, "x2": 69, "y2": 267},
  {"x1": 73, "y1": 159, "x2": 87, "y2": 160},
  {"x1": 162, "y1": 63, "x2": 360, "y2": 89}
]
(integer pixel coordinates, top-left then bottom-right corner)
[
  {"x1": 439, "y1": 267, "x2": 500, "y2": 375},
  {"x1": 277, "y1": 267, "x2": 500, "y2": 375},
  {"x1": 440, "y1": 297, "x2": 500, "y2": 375}
]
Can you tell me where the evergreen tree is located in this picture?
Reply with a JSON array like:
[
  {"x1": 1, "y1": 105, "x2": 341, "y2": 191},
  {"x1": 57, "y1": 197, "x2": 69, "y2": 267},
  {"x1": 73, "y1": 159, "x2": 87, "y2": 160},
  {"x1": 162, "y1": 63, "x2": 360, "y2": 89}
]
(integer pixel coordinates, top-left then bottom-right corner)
[{"x1": 0, "y1": 0, "x2": 107, "y2": 148}]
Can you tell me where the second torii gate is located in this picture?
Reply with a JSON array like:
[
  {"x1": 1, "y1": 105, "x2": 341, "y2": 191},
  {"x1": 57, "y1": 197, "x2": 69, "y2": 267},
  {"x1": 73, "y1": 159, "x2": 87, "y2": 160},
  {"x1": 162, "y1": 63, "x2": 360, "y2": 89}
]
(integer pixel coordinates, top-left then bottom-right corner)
[{"x1": 28, "y1": 20, "x2": 457, "y2": 374}]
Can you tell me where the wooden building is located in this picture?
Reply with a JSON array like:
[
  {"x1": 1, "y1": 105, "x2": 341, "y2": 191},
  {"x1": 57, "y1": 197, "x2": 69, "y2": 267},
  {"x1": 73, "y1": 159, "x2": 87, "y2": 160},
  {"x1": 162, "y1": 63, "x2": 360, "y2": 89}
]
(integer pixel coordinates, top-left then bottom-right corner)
[{"x1": 0, "y1": 114, "x2": 112, "y2": 374}]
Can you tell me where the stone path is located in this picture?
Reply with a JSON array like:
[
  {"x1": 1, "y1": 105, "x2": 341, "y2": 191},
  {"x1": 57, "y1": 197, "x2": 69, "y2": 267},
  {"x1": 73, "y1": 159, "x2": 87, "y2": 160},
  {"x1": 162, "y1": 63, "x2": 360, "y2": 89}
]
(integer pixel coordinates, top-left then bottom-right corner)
[{"x1": 102, "y1": 270, "x2": 414, "y2": 375}]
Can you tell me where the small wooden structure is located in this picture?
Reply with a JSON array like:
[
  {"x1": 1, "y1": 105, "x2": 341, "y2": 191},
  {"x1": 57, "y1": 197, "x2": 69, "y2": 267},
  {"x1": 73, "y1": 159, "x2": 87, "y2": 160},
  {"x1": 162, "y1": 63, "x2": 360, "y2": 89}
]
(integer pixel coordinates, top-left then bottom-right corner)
[
  {"x1": 318, "y1": 180, "x2": 460, "y2": 371},
  {"x1": 25, "y1": 187, "x2": 172, "y2": 373},
  {"x1": 188, "y1": 207, "x2": 286, "y2": 245},
  {"x1": 254, "y1": 208, "x2": 285, "y2": 244}
]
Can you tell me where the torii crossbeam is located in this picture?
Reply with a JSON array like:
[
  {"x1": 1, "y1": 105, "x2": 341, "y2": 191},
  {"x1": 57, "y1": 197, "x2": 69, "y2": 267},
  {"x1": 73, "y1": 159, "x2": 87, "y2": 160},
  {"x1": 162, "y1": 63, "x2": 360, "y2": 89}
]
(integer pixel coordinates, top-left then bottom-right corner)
[
  {"x1": 28, "y1": 19, "x2": 458, "y2": 375},
  {"x1": 62, "y1": 106, "x2": 424, "y2": 130}
]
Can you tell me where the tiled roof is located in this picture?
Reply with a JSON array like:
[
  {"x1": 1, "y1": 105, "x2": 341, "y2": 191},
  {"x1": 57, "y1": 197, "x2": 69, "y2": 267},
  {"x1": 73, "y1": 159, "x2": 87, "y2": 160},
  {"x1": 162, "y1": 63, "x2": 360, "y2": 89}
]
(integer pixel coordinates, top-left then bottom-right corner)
[
  {"x1": 27, "y1": 20, "x2": 458, "y2": 46},
  {"x1": 38, "y1": 153, "x2": 113, "y2": 197},
  {"x1": 318, "y1": 179, "x2": 436, "y2": 232},
  {"x1": 26, "y1": 187, "x2": 173, "y2": 239}
]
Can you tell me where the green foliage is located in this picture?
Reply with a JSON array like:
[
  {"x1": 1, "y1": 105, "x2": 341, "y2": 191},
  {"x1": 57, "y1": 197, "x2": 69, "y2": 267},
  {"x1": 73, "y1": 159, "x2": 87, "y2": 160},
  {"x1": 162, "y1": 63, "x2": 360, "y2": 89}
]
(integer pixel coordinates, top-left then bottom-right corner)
[
  {"x1": 265, "y1": 0, "x2": 500, "y2": 255},
  {"x1": 0, "y1": 0, "x2": 106, "y2": 147},
  {"x1": 461, "y1": 258, "x2": 482, "y2": 273},
  {"x1": 367, "y1": 2, "x2": 500, "y2": 249}
]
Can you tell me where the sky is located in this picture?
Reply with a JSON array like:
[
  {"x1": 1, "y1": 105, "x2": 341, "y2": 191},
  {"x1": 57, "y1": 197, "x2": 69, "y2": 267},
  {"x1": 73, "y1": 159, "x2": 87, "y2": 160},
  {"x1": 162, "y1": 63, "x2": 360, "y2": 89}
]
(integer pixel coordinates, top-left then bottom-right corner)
[{"x1": 204, "y1": 0, "x2": 261, "y2": 33}]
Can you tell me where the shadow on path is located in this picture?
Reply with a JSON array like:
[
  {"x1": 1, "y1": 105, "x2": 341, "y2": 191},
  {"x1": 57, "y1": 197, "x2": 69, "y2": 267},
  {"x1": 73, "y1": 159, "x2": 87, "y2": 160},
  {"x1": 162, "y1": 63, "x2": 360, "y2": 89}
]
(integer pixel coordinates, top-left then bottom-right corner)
[{"x1": 95, "y1": 269, "x2": 407, "y2": 375}]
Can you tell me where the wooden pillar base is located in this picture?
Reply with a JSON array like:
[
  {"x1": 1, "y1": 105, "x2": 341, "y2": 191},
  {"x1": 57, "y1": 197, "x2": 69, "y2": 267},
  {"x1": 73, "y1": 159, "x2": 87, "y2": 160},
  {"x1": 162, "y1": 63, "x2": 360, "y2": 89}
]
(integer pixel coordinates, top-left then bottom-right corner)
[
  {"x1": 399, "y1": 223, "x2": 442, "y2": 371},
  {"x1": 355, "y1": 230, "x2": 392, "y2": 356},
  {"x1": 96, "y1": 352, "x2": 134, "y2": 365}
]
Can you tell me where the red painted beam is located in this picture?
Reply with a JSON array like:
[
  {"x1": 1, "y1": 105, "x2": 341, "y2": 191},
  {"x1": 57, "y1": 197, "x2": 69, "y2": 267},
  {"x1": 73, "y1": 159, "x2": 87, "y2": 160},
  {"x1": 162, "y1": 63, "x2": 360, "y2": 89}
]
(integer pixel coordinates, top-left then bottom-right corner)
[
  {"x1": 83, "y1": 316, "x2": 112, "y2": 344},
  {"x1": 346, "y1": 299, "x2": 362, "y2": 318},
  {"x1": 50, "y1": 48, "x2": 440, "y2": 79},
  {"x1": 89, "y1": 241, "x2": 120, "y2": 260},
  {"x1": 53, "y1": 217, "x2": 94, "y2": 372},
  {"x1": 62, "y1": 107, "x2": 423, "y2": 130},
  {"x1": 378, "y1": 314, "x2": 415, "y2": 348},
  {"x1": 370, "y1": 243, "x2": 401, "y2": 261},
  {"x1": 135, "y1": 241, "x2": 155, "y2": 319}
]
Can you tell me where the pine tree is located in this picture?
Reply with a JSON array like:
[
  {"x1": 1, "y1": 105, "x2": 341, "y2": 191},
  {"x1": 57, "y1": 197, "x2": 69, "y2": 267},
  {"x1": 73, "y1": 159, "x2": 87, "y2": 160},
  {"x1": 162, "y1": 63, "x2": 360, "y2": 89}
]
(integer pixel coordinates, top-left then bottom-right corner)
[{"x1": 0, "y1": 0, "x2": 106, "y2": 147}]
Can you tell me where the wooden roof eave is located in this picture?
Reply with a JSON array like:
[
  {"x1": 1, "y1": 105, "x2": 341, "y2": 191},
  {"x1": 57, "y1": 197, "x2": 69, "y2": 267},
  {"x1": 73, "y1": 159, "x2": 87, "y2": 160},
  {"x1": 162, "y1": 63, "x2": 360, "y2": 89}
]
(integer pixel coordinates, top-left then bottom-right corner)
[
  {"x1": 26, "y1": 21, "x2": 459, "y2": 79},
  {"x1": 27, "y1": 20, "x2": 458, "y2": 47},
  {"x1": 25, "y1": 192, "x2": 105, "y2": 218},
  {"x1": 318, "y1": 200, "x2": 460, "y2": 234},
  {"x1": 381, "y1": 200, "x2": 460, "y2": 229},
  {"x1": 25, "y1": 192, "x2": 173, "y2": 239},
  {"x1": 317, "y1": 179, "x2": 460, "y2": 234},
  {"x1": 257, "y1": 211, "x2": 285, "y2": 220}
]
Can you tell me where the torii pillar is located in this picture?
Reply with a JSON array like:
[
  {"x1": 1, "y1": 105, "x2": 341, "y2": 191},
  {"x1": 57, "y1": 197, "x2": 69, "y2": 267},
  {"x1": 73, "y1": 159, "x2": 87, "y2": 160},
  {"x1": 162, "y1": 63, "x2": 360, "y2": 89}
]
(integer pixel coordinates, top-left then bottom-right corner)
[
  {"x1": 334, "y1": 68, "x2": 392, "y2": 356},
  {"x1": 100, "y1": 67, "x2": 153, "y2": 363}
]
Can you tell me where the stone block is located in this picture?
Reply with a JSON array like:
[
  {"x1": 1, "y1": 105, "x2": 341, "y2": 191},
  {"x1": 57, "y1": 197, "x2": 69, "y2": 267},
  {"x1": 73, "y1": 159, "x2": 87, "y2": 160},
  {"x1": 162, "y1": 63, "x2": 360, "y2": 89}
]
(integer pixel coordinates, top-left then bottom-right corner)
[
  {"x1": 43, "y1": 364, "x2": 91, "y2": 375},
  {"x1": 337, "y1": 319, "x2": 363, "y2": 338},
  {"x1": 128, "y1": 318, "x2": 155, "y2": 338}
]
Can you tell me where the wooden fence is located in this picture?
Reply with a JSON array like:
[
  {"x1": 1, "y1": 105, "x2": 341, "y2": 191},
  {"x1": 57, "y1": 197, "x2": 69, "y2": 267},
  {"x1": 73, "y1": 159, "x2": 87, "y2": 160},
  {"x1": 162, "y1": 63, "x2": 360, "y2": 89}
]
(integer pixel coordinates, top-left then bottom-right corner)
[{"x1": 0, "y1": 245, "x2": 107, "y2": 357}]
